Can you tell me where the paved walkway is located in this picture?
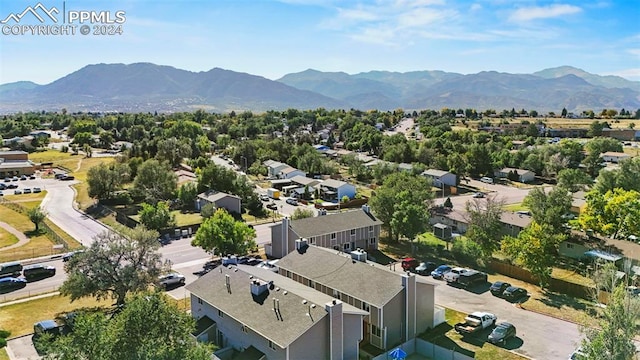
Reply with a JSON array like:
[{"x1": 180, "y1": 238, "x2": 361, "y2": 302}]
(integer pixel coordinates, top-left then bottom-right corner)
[{"x1": 0, "y1": 221, "x2": 30, "y2": 251}]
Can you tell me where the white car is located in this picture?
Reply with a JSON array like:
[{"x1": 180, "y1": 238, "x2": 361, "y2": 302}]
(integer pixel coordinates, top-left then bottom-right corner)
[
  {"x1": 260, "y1": 194, "x2": 269, "y2": 201},
  {"x1": 443, "y1": 267, "x2": 469, "y2": 283},
  {"x1": 158, "y1": 273, "x2": 185, "y2": 289}
]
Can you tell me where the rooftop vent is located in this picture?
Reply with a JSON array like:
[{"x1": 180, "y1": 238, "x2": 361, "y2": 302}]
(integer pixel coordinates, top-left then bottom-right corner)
[
  {"x1": 295, "y1": 238, "x2": 308, "y2": 251},
  {"x1": 222, "y1": 255, "x2": 238, "y2": 266},
  {"x1": 250, "y1": 279, "x2": 269, "y2": 296},
  {"x1": 350, "y1": 249, "x2": 367, "y2": 262}
]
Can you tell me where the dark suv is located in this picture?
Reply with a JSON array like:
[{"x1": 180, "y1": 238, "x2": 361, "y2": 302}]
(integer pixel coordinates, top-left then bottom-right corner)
[{"x1": 23, "y1": 264, "x2": 56, "y2": 280}]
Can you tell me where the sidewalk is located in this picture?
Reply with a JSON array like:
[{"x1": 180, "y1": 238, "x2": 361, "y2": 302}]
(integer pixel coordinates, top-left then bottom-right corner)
[{"x1": 0, "y1": 221, "x2": 30, "y2": 251}]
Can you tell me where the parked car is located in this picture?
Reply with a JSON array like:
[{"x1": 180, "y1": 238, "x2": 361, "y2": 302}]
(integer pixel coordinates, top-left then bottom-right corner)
[
  {"x1": 6, "y1": 184, "x2": 17, "y2": 189},
  {"x1": 29, "y1": 175, "x2": 36, "y2": 180},
  {"x1": 33, "y1": 187, "x2": 42, "y2": 193},
  {"x1": 0, "y1": 191, "x2": 3, "y2": 196},
  {"x1": 488, "y1": 322, "x2": 517, "y2": 345},
  {"x1": 0, "y1": 183, "x2": 6, "y2": 190},
  {"x1": 503, "y1": 286, "x2": 528, "y2": 301},
  {"x1": 23, "y1": 264, "x2": 56, "y2": 280},
  {"x1": 23, "y1": 188, "x2": 32, "y2": 194},
  {"x1": 285, "y1": 198, "x2": 298, "y2": 206},
  {"x1": 516, "y1": 210, "x2": 531, "y2": 216},
  {"x1": 54, "y1": 173, "x2": 67, "y2": 180},
  {"x1": 20, "y1": 175, "x2": 27, "y2": 180},
  {"x1": 158, "y1": 273, "x2": 186, "y2": 289},
  {"x1": 414, "y1": 262, "x2": 437, "y2": 275},
  {"x1": 443, "y1": 267, "x2": 469, "y2": 283},
  {"x1": 490, "y1": 281, "x2": 512, "y2": 297},
  {"x1": 454, "y1": 312, "x2": 497, "y2": 335},
  {"x1": 0, "y1": 277, "x2": 27, "y2": 292},
  {"x1": 480, "y1": 176, "x2": 494, "y2": 184},
  {"x1": 457, "y1": 270, "x2": 488, "y2": 288},
  {"x1": 62, "y1": 250, "x2": 84, "y2": 262},
  {"x1": 60, "y1": 175, "x2": 75, "y2": 181},
  {"x1": 33, "y1": 319, "x2": 70, "y2": 341},
  {"x1": 12, "y1": 176, "x2": 19, "y2": 181},
  {"x1": 3, "y1": 177, "x2": 10, "y2": 182},
  {"x1": 473, "y1": 192, "x2": 485, "y2": 198},
  {"x1": 0, "y1": 261, "x2": 23, "y2": 278},
  {"x1": 431, "y1": 265, "x2": 452, "y2": 279},
  {"x1": 260, "y1": 194, "x2": 270, "y2": 201},
  {"x1": 13, "y1": 190, "x2": 22, "y2": 195},
  {"x1": 401, "y1": 258, "x2": 420, "y2": 271},
  {"x1": 266, "y1": 202, "x2": 278, "y2": 210}
]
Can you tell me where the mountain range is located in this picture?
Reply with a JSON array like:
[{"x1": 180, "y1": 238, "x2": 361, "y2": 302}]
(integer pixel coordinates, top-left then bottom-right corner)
[{"x1": 1, "y1": 63, "x2": 638, "y2": 113}]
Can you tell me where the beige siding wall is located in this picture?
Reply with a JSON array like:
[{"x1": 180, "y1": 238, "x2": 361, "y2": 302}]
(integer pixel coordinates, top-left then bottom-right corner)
[
  {"x1": 559, "y1": 241, "x2": 590, "y2": 259},
  {"x1": 383, "y1": 293, "x2": 404, "y2": 349},
  {"x1": 416, "y1": 282, "x2": 436, "y2": 333},
  {"x1": 289, "y1": 316, "x2": 329, "y2": 360},
  {"x1": 271, "y1": 223, "x2": 285, "y2": 259}
]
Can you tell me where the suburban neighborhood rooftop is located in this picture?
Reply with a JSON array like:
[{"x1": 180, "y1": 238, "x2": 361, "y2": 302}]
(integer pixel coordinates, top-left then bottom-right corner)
[{"x1": 289, "y1": 209, "x2": 382, "y2": 239}]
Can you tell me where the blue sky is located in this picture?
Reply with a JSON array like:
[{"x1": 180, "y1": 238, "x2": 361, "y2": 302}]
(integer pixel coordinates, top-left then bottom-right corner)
[{"x1": 1, "y1": 0, "x2": 639, "y2": 85}]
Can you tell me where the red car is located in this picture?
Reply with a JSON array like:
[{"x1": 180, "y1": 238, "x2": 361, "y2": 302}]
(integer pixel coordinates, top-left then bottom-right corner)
[{"x1": 401, "y1": 258, "x2": 419, "y2": 271}]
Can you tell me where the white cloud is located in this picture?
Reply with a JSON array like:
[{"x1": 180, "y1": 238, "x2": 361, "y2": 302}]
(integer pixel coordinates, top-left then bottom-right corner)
[
  {"x1": 628, "y1": 48, "x2": 640, "y2": 57},
  {"x1": 603, "y1": 68, "x2": 640, "y2": 80},
  {"x1": 509, "y1": 4, "x2": 582, "y2": 22},
  {"x1": 470, "y1": 3, "x2": 482, "y2": 12}
]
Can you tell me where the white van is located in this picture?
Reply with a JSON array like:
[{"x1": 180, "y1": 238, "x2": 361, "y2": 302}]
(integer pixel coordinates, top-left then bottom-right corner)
[{"x1": 480, "y1": 177, "x2": 494, "y2": 184}]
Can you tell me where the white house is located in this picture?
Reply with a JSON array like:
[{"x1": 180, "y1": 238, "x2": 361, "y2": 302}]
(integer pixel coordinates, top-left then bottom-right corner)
[
  {"x1": 278, "y1": 166, "x2": 306, "y2": 179},
  {"x1": 495, "y1": 167, "x2": 535, "y2": 183},
  {"x1": 264, "y1": 160, "x2": 289, "y2": 178},
  {"x1": 601, "y1": 151, "x2": 630, "y2": 163},
  {"x1": 422, "y1": 169, "x2": 457, "y2": 187}
]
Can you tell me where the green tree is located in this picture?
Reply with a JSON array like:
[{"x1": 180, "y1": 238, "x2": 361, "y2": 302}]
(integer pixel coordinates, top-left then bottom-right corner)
[
  {"x1": 98, "y1": 131, "x2": 114, "y2": 149},
  {"x1": 291, "y1": 208, "x2": 315, "y2": 220},
  {"x1": 27, "y1": 207, "x2": 47, "y2": 232},
  {"x1": 138, "y1": 202, "x2": 175, "y2": 232},
  {"x1": 593, "y1": 157, "x2": 640, "y2": 194},
  {"x1": 579, "y1": 189, "x2": 640, "y2": 240},
  {"x1": 177, "y1": 182, "x2": 198, "y2": 210},
  {"x1": 369, "y1": 172, "x2": 434, "y2": 242},
  {"x1": 501, "y1": 221, "x2": 566, "y2": 288},
  {"x1": 391, "y1": 190, "x2": 430, "y2": 242},
  {"x1": 132, "y1": 159, "x2": 177, "y2": 204},
  {"x1": 156, "y1": 137, "x2": 192, "y2": 168},
  {"x1": 200, "y1": 203, "x2": 216, "y2": 219},
  {"x1": 588, "y1": 121, "x2": 605, "y2": 137},
  {"x1": 82, "y1": 144, "x2": 93, "y2": 158},
  {"x1": 523, "y1": 186, "x2": 572, "y2": 234},
  {"x1": 61, "y1": 226, "x2": 169, "y2": 306},
  {"x1": 580, "y1": 275, "x2": 639, "y2": 360},
  {"x1": 585, "y1": 137, "x2": 623, "y2": 156},
  {"x1": 557, "y1": 168, "x2": 592, "y2": 192},
  {"x1": 39, "y1": 292, "x2": 211, "y2": 360},
  {"x1": 72, "y1": 132, "x2": 94, "y2": 147},
  {"x1": 87, "y1": 163, "x2": 129, "y2": 202},
  {"x1": 464, "y1": 196, "x2": 504, "y2": 259},
  {"x1": 192, "y1": 208, "x2": 256, "y2": 255}
]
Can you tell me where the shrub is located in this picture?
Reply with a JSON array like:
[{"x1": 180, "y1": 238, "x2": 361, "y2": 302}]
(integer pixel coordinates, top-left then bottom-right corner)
[
  {"x1": 451, "y1": 238, "x2": 482, "y2": 265},
  {"x1": 0, "y1": 329, "x2": 10, "y2": 339},
  {"x1": 0, "y1": 337, "x2": 6, "y2": 348}
]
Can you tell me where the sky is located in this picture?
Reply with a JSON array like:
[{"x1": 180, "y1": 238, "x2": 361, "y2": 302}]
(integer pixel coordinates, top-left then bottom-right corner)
[{"x1": 0, "y1": 0, "x2": 639, "y2": 85}]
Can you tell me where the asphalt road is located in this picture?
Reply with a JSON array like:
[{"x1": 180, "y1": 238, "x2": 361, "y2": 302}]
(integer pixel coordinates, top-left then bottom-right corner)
[{"x1": 416, "y1": 274, "x2": 581, "y2": 360}]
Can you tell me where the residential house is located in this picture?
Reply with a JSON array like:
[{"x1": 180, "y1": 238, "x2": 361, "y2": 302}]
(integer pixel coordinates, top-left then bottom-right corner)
[
  {"x1": 511, "y1": 140, "x2": 527, "y2": 150},
  {"x1": 268, "y1": 206, "x2": 382, "y2": 259},
  {"x1": 495, "y1": 167, "x2": 536, "y2": 183},
  {"x1": 279, "y1": 166, "x2": 306, "y2": 180},
  {"x1": 264, "y1": 160, "x2": 289, "y2": 179},
  {"x1": 398, "y1": 163, "x2": 413, "y2": 172},
  {"x1": 290, "y1": 175, "x2": 321, "y2": 189},
  {"x1": 316, "y1": 179, "x2": 356, "y2": 202},
  {"x1": 546, "y1": 128, "x2": 589, "y2": 138},
  {"x1": 571, "y1": 191, "x2": 588, "y2": 214},
  {"x1": 313, "y1": 144, "x2": 330, "y2": 152},
  {"x1": 276, "y1": 244, "x2": 444, "y2": 351},
  {"x1": 2, "y1": 136, "x2": 33, "y2": 147},
  {"x1": 429, "y1": 210, "x2": 532, "y2": 237},
  {"x1": 422, "y1": 169, "x2": 457, "y2": 187},
  {"x1": 187, "y1": 264, "x2": 367, "y2": 360},
  {"x1": 316, "y1": 129, "x2": 331, "y2": 140},
  {"x1": 196, "y1": 191, "x2": 242, "y2": 214},
  {"x1": 601, "y1": 151, "x2": 630, "y2": 163}
]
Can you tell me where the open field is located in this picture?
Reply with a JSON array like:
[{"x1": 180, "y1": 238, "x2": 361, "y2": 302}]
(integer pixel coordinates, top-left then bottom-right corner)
[
  {"x1": 0, "y1": 295, "x2": 112, "y2": 337},
  {"x1": 2, "y1": 192, "x2": 47, "y2": 204},
  {"x1": 28, "y1": 150, "x2": 74, "y2": 164},
  {"x1": 0, "y1": 206, "x2": 61, "y2": 262},
  {"x1": 0, "y1": 227, "x2": 19, "y2": 249}
]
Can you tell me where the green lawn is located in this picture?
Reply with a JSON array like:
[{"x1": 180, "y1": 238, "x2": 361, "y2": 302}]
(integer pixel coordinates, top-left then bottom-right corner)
[
  {"x1": 2, "y1": 191, "x2": 47, "y2": 204},
  {"x1": 0, "y1": 348, "x2": 8, "y2": 360},
  {"x1": 28, "y1": 149, "x2": 74, "y2": 163},
  {"x1": 0, "y1": 206, "x2": 63, "y2": 263},
  {"x1": 131, "y1": 210, "x2": 203, "y2": 227},
  {"x1": 0, "y1": 227, "x2": 19, "y2": 249},
  {"x1": 0, "y1": 295, "x2": 111, "y2": 337},
  {"x1": 503, "y1": 203, "x2": 529, "y2": 212}
]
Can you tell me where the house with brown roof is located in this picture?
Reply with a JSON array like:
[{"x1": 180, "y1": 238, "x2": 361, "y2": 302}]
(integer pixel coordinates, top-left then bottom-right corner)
[
  {"x1": 267, "y1": 206, "x2": 382, "y2": 259},
  {"x1": 187, "y1": 264, "x2": 367, "y2": 360},
  {"x1": 276, "y1": 244, "x2": 443, "y2": 351}
]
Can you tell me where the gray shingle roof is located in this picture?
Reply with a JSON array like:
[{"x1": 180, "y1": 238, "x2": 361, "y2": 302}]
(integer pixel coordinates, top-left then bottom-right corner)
[
  {"x1": 197, "y1": 191, "x2": 240, "y2": 202},
  {"x1": 276, "y1": 245, "x2": 405, "y2": 307},
  {"x1": 318, "y1": 179, "x2": 348, "y2": 189},
  {"x1": 186, "y1": 265, "x2": 327, "y2": 348},
  {"x1": 422, "y1": 169, "x2": 450, "y2": 178},
  {"x1": 290, "y1": 209, "x2": 382, "y2": 238}
]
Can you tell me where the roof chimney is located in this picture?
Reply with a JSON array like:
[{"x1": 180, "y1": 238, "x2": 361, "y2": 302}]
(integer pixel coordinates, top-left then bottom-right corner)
[
  {"x1": 250, "y1": 279, "x2": 269, "y2": 296},
  {"x1": 295, "y1": 238, "x2": 308, "y2": 250},
  {"x1": 361, "y1": 204, "x2": 370, "y2": 213}
]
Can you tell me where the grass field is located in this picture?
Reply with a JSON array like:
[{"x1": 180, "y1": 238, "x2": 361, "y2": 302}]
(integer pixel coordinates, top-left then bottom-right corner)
[
  {"x1": 28, "y1": 150, "x2": 74, "y2": 164},
  {"x1": 0, "y1": 295, "x2": 112, "y2": 337},
  {"x1": 0, "y1": 227, "x2": 19, "y2": 249},
  {"x1": 503, "y1": 203, "x2": 528, "y2": 212},
  {"x1": 0, "y1": 206, "x2": 60, "y2": 263},
  {"x1": 0, "y1": 348, "x2": 8, "y2": 360},
  {"x1": 2, "y1": 191, "x2": 47, "y2": 204}
]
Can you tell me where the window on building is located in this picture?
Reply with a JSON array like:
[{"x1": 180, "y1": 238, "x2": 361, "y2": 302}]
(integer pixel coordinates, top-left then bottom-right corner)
[
  {"x1": 350, "y1": 229, "x2": 356, "y2": 236},
  {"x1": 241, "y1": 325, "x2": 248, "y2": 334},
  {"x1": 362, "y1": 302, "x2": 370, "y2": 312},
  {"x1": 331, "y1": 233, "x2": 336, "y2": 240},
  {"x1": 370, "y1": 238, "x2": 376, "y2": 244},
  {"x1": 333, "y1": 289, "x2": 341, "y2": 299},
  {"x1": 309, "y1": 280, "x2": 315, "y2": 288},
  {"x1": 369, "y1": 225, "x2": 373, "y2": 232},
  {"x1": 372, "y1": 325, "x2": 381, "y2": 337},
  {"x1": 268, "y1": 340, "x2": 277, "y2": 350},
  {"x1": 308, "y1": 237, "x2": 314, "y2": 244},
  {"x1": 197, "y1": 297, "x2": 203, "y2": 305},
  {"x1": 343, "y1": 243, "x2": 350, "y2": 251},
  {"x1": 218, "y1": 309, "x2": 224, "y2": 318},
  {"x1": 566, "y1": 243, "x2": 574, "y2": 249}
]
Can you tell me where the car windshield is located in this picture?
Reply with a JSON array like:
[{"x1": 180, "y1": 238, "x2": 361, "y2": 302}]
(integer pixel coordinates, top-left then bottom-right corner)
[{"x1": 493, "y1": 326, "x2": 508, "y2": 335}]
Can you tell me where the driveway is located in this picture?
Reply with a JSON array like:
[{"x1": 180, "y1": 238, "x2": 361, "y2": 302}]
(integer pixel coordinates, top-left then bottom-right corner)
[
  {"x1": 6, "y1": 335, "x2": 41, "y2": 360},
  {"x1": 39, "y1": 179, "x2": 108, "y2": 246},
  {"x1": 419, "y1": 275, "x2": 581, "y2": 360}
]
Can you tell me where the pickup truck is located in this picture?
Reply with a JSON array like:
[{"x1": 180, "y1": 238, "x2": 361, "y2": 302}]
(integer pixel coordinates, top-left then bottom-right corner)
[
  {"x1": 454, "y1": 312, "x2": 497, "y2": 335},
  {"x1": 457, "y1": 270, "x2": 488, "y2": 288},
  {"x1": 443, "y1": 267, "x2": 469, "y2": 283}
]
